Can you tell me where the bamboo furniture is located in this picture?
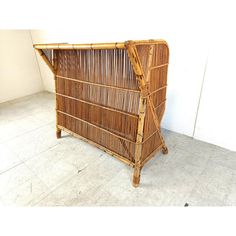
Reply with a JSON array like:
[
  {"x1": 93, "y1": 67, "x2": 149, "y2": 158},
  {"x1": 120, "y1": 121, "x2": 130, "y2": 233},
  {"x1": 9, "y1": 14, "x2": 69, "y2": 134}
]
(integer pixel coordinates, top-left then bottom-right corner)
[{"x1": 34, "y1": 39, "x2": 169, "y2": 187}]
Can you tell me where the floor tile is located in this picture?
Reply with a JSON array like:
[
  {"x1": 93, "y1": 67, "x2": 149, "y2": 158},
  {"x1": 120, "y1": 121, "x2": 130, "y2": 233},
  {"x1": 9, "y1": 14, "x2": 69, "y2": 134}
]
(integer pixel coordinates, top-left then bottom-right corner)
[
  {"x1": 25, "y1": 148, "x2": 78, "y2": 190},
  {"x1": 81, "y1": 168, "x2": 164, "y2": 206},
  {"x1": 164, "y1": 148, "x2": 209, "y2": 171},
  {"x1": 210, "y1": 151, "x2": 236, "y2": 171},
  {"x1": 34, "y1": 193, "x2": 66, "y2": 207},
  {"x1": 0, "y1": 163, "x2": 34, "y2": 196},
  {"x1": 0, "y1": 175, "x2": 51, "y2": 206},
  {"x1": 224, "y1": 192, "x2": 236, "y2": 206},
  {"x1": 186, "y1": 188, "x2": 225, "y2": 206},
  {"x1": 30, "y1": 107, "x2": 56, "y2": 123},
  {"x1": 5, "y1": 124, "x2": 60, "y2": 162},
  {"x1": 51, "y1": 155, "x2": 125, "y2": 206},
  {"x1": 0, "y1": 120, "x2": 26, "y2": 143},
  {"x1": 223, "y1": 173, "x2": 236, "y2": 206},
  {"x1": 191, "y1": 161, "x2": 236, "y2": 202},
  {"x1": 0, "y1": 143, "x2": 22, "y2": 174}
]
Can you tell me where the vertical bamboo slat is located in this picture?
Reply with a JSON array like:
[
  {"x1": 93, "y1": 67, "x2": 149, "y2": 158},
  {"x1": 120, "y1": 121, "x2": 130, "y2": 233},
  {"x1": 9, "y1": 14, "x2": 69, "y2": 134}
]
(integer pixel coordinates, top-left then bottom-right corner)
[{"x1": 34, "y1": 39, "x2": 169, "y2": 187}]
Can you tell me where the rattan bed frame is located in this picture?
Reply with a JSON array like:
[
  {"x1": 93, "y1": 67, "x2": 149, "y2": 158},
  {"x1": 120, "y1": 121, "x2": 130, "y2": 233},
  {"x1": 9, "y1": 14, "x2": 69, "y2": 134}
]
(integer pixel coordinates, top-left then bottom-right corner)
[{"x1": 34, "y1": 39, "x2": 169, "y2": 187}]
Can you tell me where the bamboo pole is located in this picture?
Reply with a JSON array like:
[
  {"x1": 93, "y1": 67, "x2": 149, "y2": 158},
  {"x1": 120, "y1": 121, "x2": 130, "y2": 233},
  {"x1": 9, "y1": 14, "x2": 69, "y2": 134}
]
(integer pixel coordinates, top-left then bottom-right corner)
[
  {"x1": 52, "y1": 51, "x2": 61, "y2": 139},
  {"x1": 133, "y1": 95, "x2": 146, "y2": 186},
  {"x1": 125, "y1": 42, "x2": 143, "y2": 76},
  {"x1": 35, "y1": 49, "x2": 55, "y2": 74},
  {"x1": 136, "y1": 101, "x2": 166, "y2": 145},
  {"x1": 119, "y1": 139, "x2": 134, "y2": 161},
  {"x1": 150, "y1": 63, "x2": 169, "y2": 70},
  {"x1": 154, "y1": 99, "x2": 166, "y2": 111},
  {"x1": 56, "y1": 75, "x2": 140, "y2": 93},
  {"x1": 148, "y1": 86, "x2": 167, "y2": 97},
  {"x1": 34, "y1": 42, "x2": 125, "y2": 50},
  {"x1": 55, "y1": 85, "x2": 61, "y2": 138},
  {"x1": 127, "y1": 43, "x2": 154, "y2": 187},
  {"x1": 57, "y1": 110, "x2": 136, "y2": 144},
  {"x1": 132, "y1": 39, "x2": 168, "y2": 47},
  {"x1": 34, "y1": 40, "x2": 168, "y2": 50},
  {"x1": 56, "y1": 92, "x2": 139, "y2": 119},
  {"x1": 146, "y1": 95, "x2": 168, "y2": 154}
]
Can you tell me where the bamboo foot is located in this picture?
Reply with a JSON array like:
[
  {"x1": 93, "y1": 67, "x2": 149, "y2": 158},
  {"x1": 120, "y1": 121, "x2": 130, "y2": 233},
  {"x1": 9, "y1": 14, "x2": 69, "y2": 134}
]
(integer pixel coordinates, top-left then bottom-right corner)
[
  {"x1": 132, "y1": 174, "x2": 140, "y2": 187},
  {"x1": 56, "y1": 129, "x2": 61, "y2": 139},
  {"x1": 162, "y1": 145, "x2": 168, "y2": 155}
]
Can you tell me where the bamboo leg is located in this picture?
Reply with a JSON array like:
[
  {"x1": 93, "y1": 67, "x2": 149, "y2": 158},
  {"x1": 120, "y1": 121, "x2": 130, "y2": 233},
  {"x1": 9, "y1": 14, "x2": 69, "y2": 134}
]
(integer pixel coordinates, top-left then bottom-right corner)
[
  {"x1": 132, "y1": 96, "x2": 147, "y2": 187},
  {"x1": 53, "y1": 51, "x2": 61, "y2": 139},
  {"x1": 133, "y1": 164, "x2": 141, "y2": 187},
  {"x1": 52, "y1": 50, "x2": 61, "y2": 140},
  {"x1": 56, "y1": 127, "x2": 61, "y2": 139},
  {"x1": 162, "y1": 145, "x2": 168, "y2": 154},
  {"x1": 55, "y1": 89, "x2": 61, "y2": 139}
]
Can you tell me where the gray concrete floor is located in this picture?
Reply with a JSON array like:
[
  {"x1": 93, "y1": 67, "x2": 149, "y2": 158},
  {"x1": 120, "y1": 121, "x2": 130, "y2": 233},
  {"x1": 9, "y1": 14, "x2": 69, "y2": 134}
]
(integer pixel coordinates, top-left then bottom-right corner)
[{"x1": 0, "y1": 91, "x2": 236, "y2": 206}]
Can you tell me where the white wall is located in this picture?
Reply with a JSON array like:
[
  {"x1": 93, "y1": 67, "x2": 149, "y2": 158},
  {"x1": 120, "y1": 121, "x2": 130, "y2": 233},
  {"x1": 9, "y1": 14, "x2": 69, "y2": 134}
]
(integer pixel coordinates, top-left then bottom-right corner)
[
  {"x1": 194, "y1": 35, "x2": 236, "y2": 151},
  {"x1": 192, "y1": 3, "x2": 236, "y2": 151},
  {"x1": 0, "y1": 30, "x2": 43, "y2": 103}
]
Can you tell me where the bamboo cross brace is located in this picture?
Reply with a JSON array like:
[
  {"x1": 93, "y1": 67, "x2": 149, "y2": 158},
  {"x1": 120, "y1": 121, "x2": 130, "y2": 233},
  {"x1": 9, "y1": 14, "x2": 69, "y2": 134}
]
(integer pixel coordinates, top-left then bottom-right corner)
[
  {"x1": 119, "y1": 139, "x2": 134, "y2": 161},
  {"x1": 35, "y1": 49, "x2": 55, "y2": 74},
  {"x1": 147, "y1": 96, "x2": 166, "y2": 145}
]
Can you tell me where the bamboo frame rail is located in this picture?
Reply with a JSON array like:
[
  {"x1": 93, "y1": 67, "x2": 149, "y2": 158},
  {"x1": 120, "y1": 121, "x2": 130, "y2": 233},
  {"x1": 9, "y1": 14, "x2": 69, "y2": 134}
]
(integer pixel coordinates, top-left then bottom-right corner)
[
  {"x1": 34, "y1": 39, "x2": 169, "y2": 187},
  {"x1": 150, "y1": 63, "x2": 169, "y2": 70},
  {"x1": 34, "y1": 42, "x2": 125, "y2": 50},
  {"x1": 57, "y1": 110, "x2": 137, "y2": 144},
  {"x1": 56, "y1": 75, "x2": 140, "y2": 93},
  {"x1": 56, "y1": 92, "x2": 139, "y2": 119}
]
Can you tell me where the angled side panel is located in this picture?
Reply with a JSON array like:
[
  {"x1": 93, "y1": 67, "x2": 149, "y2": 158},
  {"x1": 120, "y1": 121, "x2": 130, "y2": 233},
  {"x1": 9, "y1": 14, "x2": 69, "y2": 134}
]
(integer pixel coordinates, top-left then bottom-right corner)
[{"x1": 136, "y1": 42, "x2": 169, "y2": 163}]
